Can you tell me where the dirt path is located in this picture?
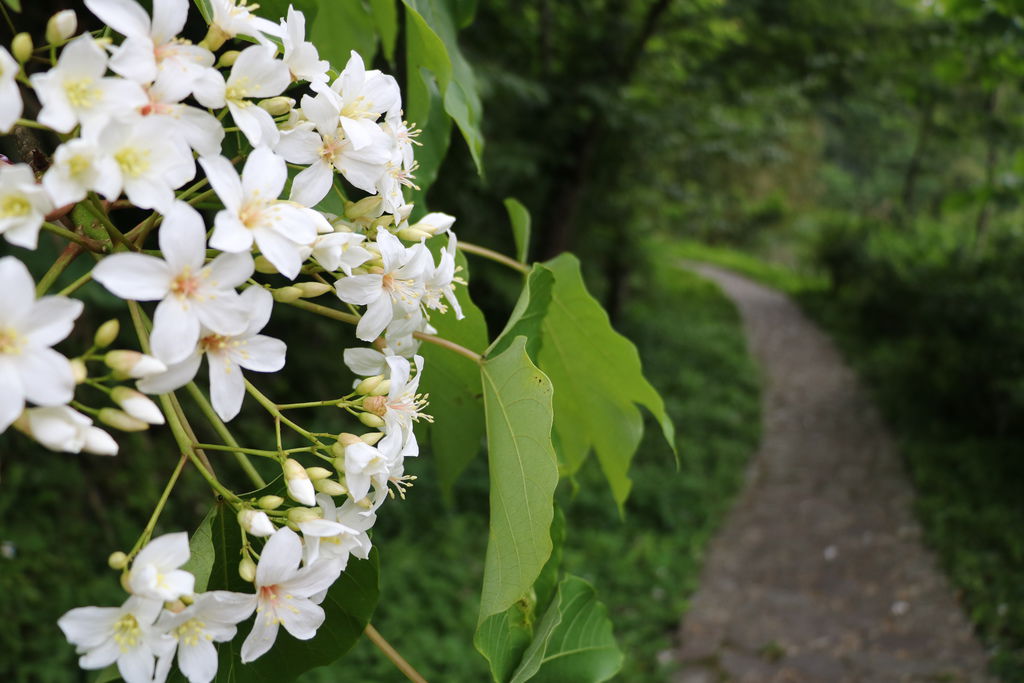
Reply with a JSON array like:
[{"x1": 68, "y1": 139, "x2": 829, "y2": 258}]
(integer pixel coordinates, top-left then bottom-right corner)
[{"x1": 673, "y1": 264, "x2": 991, "y2": 682}]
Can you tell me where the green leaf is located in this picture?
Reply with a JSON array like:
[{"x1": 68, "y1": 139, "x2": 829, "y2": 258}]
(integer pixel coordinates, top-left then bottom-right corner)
[
  {"x1": 369, "y1": 0, "x2": 399, "y2": 63},
  {"x1": 309, "y1": 0, "x2": 377, "y2": 71},
  {"x1": 478, "y1": 337, "x2": 558, "y2": 621},
  {"x1": 180, "y1": 506, "x2": 216, "y2": 593},
  {"x1": 2, "y1": 0, "x2": 21, "y2": 12},
  {"x1": 420, "y1": 246, "x2": 489, "y2": 501},
  {"x1": 509, "y1": 575, "x2": 623, "y2": 683},
  {"x1": 537, "y1": 253, "x2": 676, "y2": 510},
  {"x1": 488, "y1": 264, "x2": 553, "y2": 360},
  {"x1": 505, "y1": 198, "x2": 532, "y2": 265}
]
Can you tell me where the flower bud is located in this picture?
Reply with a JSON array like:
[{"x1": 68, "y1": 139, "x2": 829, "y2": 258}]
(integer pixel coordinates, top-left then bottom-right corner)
[
  {"x1": 358, "y1": 412, "x2": 385, "y2": 429},
  {"x1": 272, "y1": 286, "x2": 303, "y2": 303},
  {"x1": 98, "y1": 407, "x2": 149, "y2": 432},
  {"x1": 70, "y1": 358, "x2": 88, "y2": 384},
  {"x1": 355, "y1": 375, "x2": 384, "y2": 395},
  {"x1": 369, "y1": 379, "x2": 391, "y2": 397},
  {"x1": 12, "y1": 33, "x2": 32, "y2": 63},
  {"x1": 314, "y1": 478, "x2": 346, "y2": 496},
  {"x1": 344, "y1": 195, "x2": 383, "y2": 220},
  {"x1": 337, "y1": 432, "x2": 362, "y2": 446},
  {"x1": 84, "y1": 427, "x2": 119, "y2": 456},
  {"x1": 257, "y1": 494, "x2": 284, "y2": 510},
  {"x1": 111, "y1": 386, "x2": 165, "y2": 425},
  {"x1": 216, "y1": 49, "x2": 239, "y2": 68},
  {"x1": 165, "y1": 599, "x2": 186, "y2": 614},
  {"x1": 46, "y1": 10, "x2": 77, "y2": 44},
  {"x1": 411, "y1": 212, "x2": 456, "y2": 236},
  {"x1": 258, "y1": 96, "x2": 295, "y2": 116},
  {"x1": 360, "y1": 431, "x2": 384, "y2": 446},
  {"x1": 254, "y1": 255, "x2": 279, "y2": 274},
  {"x1": 237, "y1": 509, "x2": 275, "y2": 537},
  {"x1": 238, "y1": 557, "x2": 256, "y2": 582},
  {"x1": 283, "y1": 458, "x2": 316, "y2": 505},
  {"x1": 120, "y1": 571, "x2": 132, "y2": 592},
  {"x1": 332, "y1": 455, "x2": 345, "y2": 472},
  {"x1": 107, "y1": 551, "x2": 128, "y2": 570},
  {"x1": 397, "y1": 227, "x2": 431, "y2": 242},
  {"x1": 105, "y1": 350, "x2": 167, "y2": 378},
  {"x1": 286, "y1": 507, "x2": 321, "y2": 524},
  {"x1": 306, "y1": 466, "x2": 332, "y2": 480},
  {"x1": 293, "y1": 282, "x2": 332, "y2": 298},
  {"x1": 94, "y1": 319, "x2": 120, "y2": 348}
]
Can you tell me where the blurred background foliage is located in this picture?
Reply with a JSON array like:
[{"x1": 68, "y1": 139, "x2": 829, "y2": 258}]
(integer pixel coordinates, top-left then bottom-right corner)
[{"x1": 3, "y1": 0, "x2": 1024, "y2": 679}]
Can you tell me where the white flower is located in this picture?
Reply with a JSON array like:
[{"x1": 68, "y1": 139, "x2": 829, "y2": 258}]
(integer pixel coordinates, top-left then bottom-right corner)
[
  {"x1": 201, "y1": 147, "x2": 328, "y2": 279},
  {"x1": 93, "y1": 118, "x2": 196, "y2": 212},
  {"x1": 136, "y1": 286, "x2": 286, "y2": 422},
  {"x1": 129, "y1": 532, "x2": 195, "y2": 601},
  {"x1": 238, "y1": 509, "x2": 276, "y2": 537},
  {"x1": 0, "y1": 163, "x2": 53, "y2": 249},
  {"x1": 303, "y1": 493, "x2": 375, "y2": 569},
  {"x1": 209, "y1": 0, "x2": 283, "y2": 44},
  {"x1": 92, "y1": 202, "x2": 252, "y2": 364},
  {"x1": 423, "y1": 232, "x2": 464, "y2": 319},
  {"x1": 30, "y1": 34, "x2": 147, "y2": 134},
  {"x1": 379, "y1": 354, "x2": 429, "y2": 438},
  {"x1": 47, "y1": 9, "x2": 78, "y2": 42},
  {"x1": 155, "y1": 591, "x2": 255, "y2": 683},
  {"x1": 280, "y1": 6, "x2": 328, "y2": 84},
  {"x1": 135, "y1": 80, "x2": 225, "y2": 157},
  {"x1": 58, "y1": 595, "x2": 173, "y2": 683},
  {"x1": 332, "y1": 51, "x2": 401, "y2": 146},
  {"x1": 283, "y1": 457, "x2": 316, "y2": 506},
  {"x1": 343, "y1": 430, "x2": 402, "y2": 504},
  {"x1": 193, "y1": 45, "x2": 289, "y2": 147},
  {"x1": 334, "y1": 228, "x2": 431, "y2": 341},
  {"x1": 410, "y1": 211, "x2": 455, "y2": 237},
  {"x1": 0, "y1": 257, "x2": 82, "y2": 432},
  {"x1": 0, "y1": 47, "x2": 22, "y2": 133},
  {"x1": 343, "y1": 347, "x2": 390, "y2": 377},
  {"x1": 307, "y1": 230, "x2": 372, "y2": 275},
  {"x1": 240, "y1": 527, "x2": 342, "y2": 663},
  {"x1": 17, "y1": 405, "x2": 119, "y2": 455},
  {"x1": 42, "y1": 138, "x2": 121, "y2": 207}
]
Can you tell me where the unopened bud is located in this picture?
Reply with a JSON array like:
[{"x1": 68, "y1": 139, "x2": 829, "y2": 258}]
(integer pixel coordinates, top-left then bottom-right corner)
[
  {"x1": 237, "y1": 509, "x2": 275, "y2": 536},
  {"x1": 70, "y1": 358, "x2": 87, "y2": 384},
  {"x1": 105, "y1": 350, "x2": 167, "y2": 378},
  {"x1": 12, "y1": 33, "x2": 32, "y2": 63},
  {"x1": 94, "y1": 319, "x2": 120, "y2": 348},
  {"x1": 165, "y1": 599, "x2": 186, "y2": 614},
  {"x1": 337, "y1": 432, "x2": 361, "y2": 446},
  {"x1": 272, "y1": 286, "x2": 302, "y2": 303},
  {"x1": 314, "y1": 478, "x2": 346, "y2": 496},
  {"x1": 358, "y1": 412, "x2": 385, "y2": 428},
  {"x1": 120, "y1": 571, "x2": 132, "y2": 592},
  {"x1": 362, "y1": 395, "x2": 387, "y2": 417},
  {"x1": 283, "y1": 458, "x2": 315, "y2": 505},
  {"x1": 371, "y1": 216, "x2": 393, "y2": 231},
  {"x1": 360, "y1": 431, "x2": 384, "y2": 446},
  {"x1": 369, "y1": 379, "x2": 391, "y2": 396},
  {"x1": 286, "y1": 507, "x2": 321, "y2": 524},
  {"x1": 46, "y1": 10, "x2": 77, "y2": 44},
  {"x1": 355, "y1": 375, "x2": 384, "y2": 395},
  {"x1": 306, "y1": 466, "x2": 332, "y2": 480},
  {"x1": 258, "y1": 96, "x2": 295, "y2": 116},
  {"x1": 294, "y1": 282, "x2": 332, "y2": 298},
  {"x1": 238, "y1": 557, "x2": 256, "y2": 582},
  {"x1": 254, "y1": 256, "x2": 279, "y2": 274},
  {"x1": 98, "y1": 407, "x2": 149, "y2": 432},
  {"x1": 345, "y1": 195, "x2": 383, "y2": 220},
  {"x1": 257, "y1": 494, "x2": 284, "y2": 510},
  {"x1": 215, "y1": 49, "x2": 239, "y2": 68},
  {"x1": 107, "y1": 551, "x2": 128, "y2": 570},
  {"x1": 111, "y1": 386, "x2": 164, "y2": 425},
  {"x1": 332, "y1": 455, "x2": 345, "y2": 472},
  {"x1": 397, "y1": 227, "x2": 431, "y2": 242},
  {"x1": 411, "y1": 212, "x2": 456, "y2": 236}
]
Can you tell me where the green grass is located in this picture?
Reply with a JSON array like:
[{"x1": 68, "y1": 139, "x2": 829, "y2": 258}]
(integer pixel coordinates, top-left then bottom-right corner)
[
  {"x1": 677, "y1": 244, "x2": 1024, "y2": 680},
  {"x1": 0, "y1": 252, "x2": 762, "y2": 682}
]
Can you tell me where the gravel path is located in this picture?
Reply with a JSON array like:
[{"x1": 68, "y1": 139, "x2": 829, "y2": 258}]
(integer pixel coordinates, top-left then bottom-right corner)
[{"x1": 673, "y1": 264, "x2": 991, "y2": 682}]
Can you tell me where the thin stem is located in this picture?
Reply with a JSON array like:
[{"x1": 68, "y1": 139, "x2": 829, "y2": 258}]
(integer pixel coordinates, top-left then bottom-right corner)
[
  {"x1": 84, "y1": 198, "x2": 134, "y2": 251},
  {"x1": 194, "y1": 443, "x2": 313, "y2": 457},
  {"x1": 57, "y1": 270, "x2": 93, "y2": 297},
  {"x1": 129, "y1": 454, "x2": 188, "y2": 557},
  {"x1": 41, "y1": 221, "x2": 103, "y2": 251},
  {"x1": 244, "y1": 379, "x2": 319, "y2": 443},
  {"x1": 186, "y1": 189, "x2": 218, "y2": 206},
  {"x1": 457, "y1": 240, "x2": 530, "y2": 274},
  {"x1": 14, "y1": 117, "x2": 50, "y2": 131},
  {"x1": 161, "y1": 391, "x2": 239, "y2": 503},
  {"x1": 36, "y1": 244, "x2": 82, "y2": 296},
  {"x1": 276, "y1": 397, "x2": 350, "y2": 410},
  {"x1": 413, "y1": 331, "x2": 483, "y2": 364},
  {"x1": 185, "y1": 383, "x2": 267, "y2": 489},
  {"x1": 364, "y1": 624, "x2": 428, "y2": 683}
]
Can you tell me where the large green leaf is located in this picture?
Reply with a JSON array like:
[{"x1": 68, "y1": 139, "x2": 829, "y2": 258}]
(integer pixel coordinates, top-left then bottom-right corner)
[
  {"x1": 478, "y1": 337, "x2": 558, "y2": 621},
  {"x1": 509, "y1": 575, "x2": 623, "y2": 683},
  {"x1": 420, "y1": 246, "x2": 489, "y2": 501},
  {"x1": 537, "y1": 254, "x2": 676, "y2": 510},
  {"x1": 308, "y1": 0, "x2": 378, "y2": 70},
  {"x1": 2, "y1": 0, "x2": 21, "y2": 12},
  {"x1": 505, "y1": 198, "x2": 532, "y2": 265},
  {"x1": 488, "y1": 264, "x2": 553, "y2": 360},
  {"x1": 180, "y1": 506, "x2": 216, "y2": 593}
]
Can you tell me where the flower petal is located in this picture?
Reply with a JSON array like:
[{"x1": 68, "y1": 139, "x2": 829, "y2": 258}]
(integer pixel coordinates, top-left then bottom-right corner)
[
  {"x1": 234, "y1": 335, "x2": 285, "y2": 372},
  {"x1": 207, "y1": 350, "x2": 245, "y2": 422},
  {"x1": 151, "y1": 297, "x2": 200, "y2": 364},
  {"x1": 198, "y1": 155, "x2": 244, "y2": 214},
  {"x1": 159, "y1": 202, "x2": 207, "y2": 274},
  {"x1": 92, "y1": 253, "x2": 172, "y2": 301},
  {"x1": 179, "y1": 638, "x2": 218, "y2": 683},
  {"x1": 278, "y1": 597, "x2": 325, "y2": 640},
  {"x1": 18, "y1": 347, "x2": 74, "y2": 406},
  {"x1": 255, "y1": 527, "x2": 302, "y2": 587},
  {"x1": 240, "y1": 614, "x2": 279, "y2": 663},
  {"x1": 136, "y1": 351, "x2": 202, "y2": 395},
  {"x1": 21, "y1": 296, "x2": 83, "y2": 347},
  {"x1": 242, "y1": 146, "x2": 287, "y2": 199},
  {"x1": 0, "y1": 256, "x2": 40, "y2": 324}
]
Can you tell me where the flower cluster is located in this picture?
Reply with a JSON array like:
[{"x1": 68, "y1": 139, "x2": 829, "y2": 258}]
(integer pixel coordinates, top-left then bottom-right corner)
[{"x1": 0, "y1": 1, "x2": 466, "y2": 681}]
